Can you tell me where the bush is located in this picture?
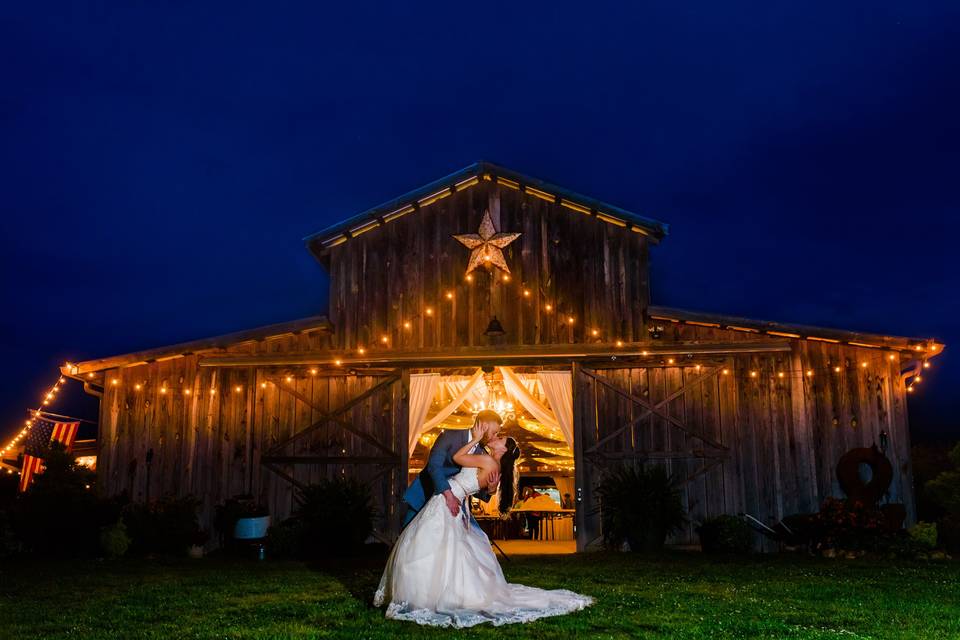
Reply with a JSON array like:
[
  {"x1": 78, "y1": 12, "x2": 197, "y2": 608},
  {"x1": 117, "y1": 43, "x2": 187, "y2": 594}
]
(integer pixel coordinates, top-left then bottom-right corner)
[
  {"x1": 293, "y1": 478, "x2": 376, "y2": 558},
  {"x1": 595, "y1": 464, "x2": 686, "y2": 553},
  {"x1": 810, "y1": 497, "x2": 884, "y2": 552},
  {"x1": 99, "y1": 520, "x2": 131, "y2": 558},
  {"x1": 908, "y1": 522, "x2": 938, "y2": 550},
  {"x1": 267, "y1": 517, "x2": 307, "y2": 559},
  {"x1": 9, "y1": 442, "x2": 114, "y2": 557},
  {"x1": 696, "y1": 515, "x2": 753, "y2": 554},
  {"x1": 122, "y1": 494, "x2": 202, "y2": 555}
]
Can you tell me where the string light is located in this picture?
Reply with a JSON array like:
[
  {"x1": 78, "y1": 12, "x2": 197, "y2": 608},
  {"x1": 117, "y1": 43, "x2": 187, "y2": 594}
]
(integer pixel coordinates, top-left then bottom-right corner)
[
  {"x1": 285, "y1": 375, "x2": 293, "y2": 383},
  {"x1": 544, "y1": 303, "x2": 553, "y2": 312},
  {"x1": 403, "y1": 321, "x2": 411, "y2": 330},
  {"x1": 234, "y1": 385, "x2": 242, "y2": 393},
  {"x1": 260, "y1": 382, "x2": 267, "y2": 389},
  {"x1": 465, "y1": 274, "x2": 474, "y2": 283},
  {"x1": 591, "y1": 329, "x2": 599, "y2": 337},
  {"x1": 523, "y1": 289, "x2": 531, "y2": 297},
  {"x1": 446, "y1": 291, "x2": 454, "y2": 300},
  {"x1": 184, "y1": 388, "x2": 192, "y2": 395},
  {"x1": 310, "y1": 368, "x2": 318, "y2": 375},
  {"x1": 380, "y1": 336, "x2": 388, "y2": 344},
  {"x1": 425, "y1": 307, "x2": 433, "y2": 316},
  {"x1": 358, "y1": 347, "x2": 366, "y2": 355}
]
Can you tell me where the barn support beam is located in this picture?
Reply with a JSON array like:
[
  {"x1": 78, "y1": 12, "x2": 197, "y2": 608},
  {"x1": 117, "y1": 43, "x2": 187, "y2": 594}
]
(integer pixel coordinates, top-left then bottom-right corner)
[{"x1": 198, "y1": 341, "x2": 794, "y2": 368}]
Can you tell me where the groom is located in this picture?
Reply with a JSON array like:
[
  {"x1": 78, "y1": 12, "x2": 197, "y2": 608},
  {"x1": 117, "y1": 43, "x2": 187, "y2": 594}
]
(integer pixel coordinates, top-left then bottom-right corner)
[{"x1": 402, "y1": 409, "x2": 503, "y2": 531}]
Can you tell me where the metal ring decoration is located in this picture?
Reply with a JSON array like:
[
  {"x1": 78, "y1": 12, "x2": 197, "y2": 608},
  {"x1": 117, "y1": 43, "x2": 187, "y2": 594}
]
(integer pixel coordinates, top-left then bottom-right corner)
[{"x1": 836, "y1": 445, "x2": 893, "y2": 504}]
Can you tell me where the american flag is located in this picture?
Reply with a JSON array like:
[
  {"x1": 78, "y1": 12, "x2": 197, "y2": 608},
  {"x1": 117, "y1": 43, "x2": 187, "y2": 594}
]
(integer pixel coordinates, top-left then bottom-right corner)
[{"x1": 19, "y1": 418, "x2": 80, "y2": 492}]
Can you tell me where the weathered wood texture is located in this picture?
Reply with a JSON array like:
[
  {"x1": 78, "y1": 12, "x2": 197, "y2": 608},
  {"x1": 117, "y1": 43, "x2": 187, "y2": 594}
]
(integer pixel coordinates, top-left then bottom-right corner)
[
  {"x1": 96, "y1": 350, "x2": 409, "y2": 544},
  {"x1": 326, "y1": 181, "x2": 651, "y2": 351},
  {"x1": 573, "y1": 332, "x2": 914, "y2": 552}
]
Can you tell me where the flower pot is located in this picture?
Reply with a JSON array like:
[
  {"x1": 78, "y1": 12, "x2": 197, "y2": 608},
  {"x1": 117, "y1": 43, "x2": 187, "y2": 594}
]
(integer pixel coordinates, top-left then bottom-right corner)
[
  {"x1": 234, "y1": 515, "x2": 271, "y2": 540},
  {"x1": 187, "y1": 544, "x2": 205, "y2": 559}
]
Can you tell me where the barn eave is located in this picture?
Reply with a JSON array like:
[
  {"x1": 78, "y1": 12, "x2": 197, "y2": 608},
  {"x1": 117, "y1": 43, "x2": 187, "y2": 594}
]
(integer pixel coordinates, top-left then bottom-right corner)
[
  {"x1": 648, "y1": 305, "x2": 945, "y2": 356},
  {"x1": 302, "y1": 161, "x2": 670, "y2": 264},
  {"x1": 62, "y1": 314, "x2": 332, "y2": 377}
]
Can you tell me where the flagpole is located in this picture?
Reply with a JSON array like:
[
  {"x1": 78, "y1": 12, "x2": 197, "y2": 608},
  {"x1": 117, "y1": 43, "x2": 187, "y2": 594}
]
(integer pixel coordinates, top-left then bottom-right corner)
[{"x1": 31, "y1": 410, "x2": 97, "y2": 425}]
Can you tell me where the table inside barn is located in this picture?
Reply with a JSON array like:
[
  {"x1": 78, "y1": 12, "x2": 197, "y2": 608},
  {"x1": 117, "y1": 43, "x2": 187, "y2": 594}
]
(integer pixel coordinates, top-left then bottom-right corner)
[{"x1": 474, "y1": 507, "x2": 575, "y2": 541}]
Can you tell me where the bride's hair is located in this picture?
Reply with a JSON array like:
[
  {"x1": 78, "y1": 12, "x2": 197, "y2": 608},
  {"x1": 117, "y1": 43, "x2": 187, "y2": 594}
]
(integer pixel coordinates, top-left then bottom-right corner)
[{"x1": 497, "y1": 437, "x2": 521, "y2": 517}]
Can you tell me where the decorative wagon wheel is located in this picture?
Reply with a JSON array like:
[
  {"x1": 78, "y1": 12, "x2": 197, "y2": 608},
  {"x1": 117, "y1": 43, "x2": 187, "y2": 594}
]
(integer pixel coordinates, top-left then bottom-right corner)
[{"x1": 835, "y1": 445, "x2": 893, "y2": 504}]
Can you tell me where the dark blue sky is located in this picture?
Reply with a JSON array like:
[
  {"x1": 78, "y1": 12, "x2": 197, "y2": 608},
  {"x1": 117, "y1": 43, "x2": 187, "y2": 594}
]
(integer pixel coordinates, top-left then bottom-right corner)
[{"x1": 2, "y1": 3, "x2": 958, "y2": 444}]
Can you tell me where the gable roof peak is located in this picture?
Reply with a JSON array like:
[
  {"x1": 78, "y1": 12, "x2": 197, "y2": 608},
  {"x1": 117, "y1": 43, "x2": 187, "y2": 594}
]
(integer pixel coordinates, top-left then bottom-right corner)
[{"x1": 303, "y1": 161, "x2": 669, "y2": 259}]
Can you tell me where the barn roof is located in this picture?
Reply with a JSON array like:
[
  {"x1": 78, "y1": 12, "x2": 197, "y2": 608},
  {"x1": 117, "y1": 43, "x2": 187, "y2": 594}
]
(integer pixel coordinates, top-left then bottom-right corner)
[
  {"x1": 63, "y1": 314, "x2": 332, "y2": 376},
  {"x1": 648, "y1": 305, "x2": 944, "y2": 356},
  {"x1": 303, "y1": 161, "x2": 670, "y2": 259}
]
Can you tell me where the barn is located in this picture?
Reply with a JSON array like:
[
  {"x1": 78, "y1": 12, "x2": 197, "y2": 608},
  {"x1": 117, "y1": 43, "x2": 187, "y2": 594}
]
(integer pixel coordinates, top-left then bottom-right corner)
[{"x1": 62, "y1": 162, "x2": 943, "y2": 552}]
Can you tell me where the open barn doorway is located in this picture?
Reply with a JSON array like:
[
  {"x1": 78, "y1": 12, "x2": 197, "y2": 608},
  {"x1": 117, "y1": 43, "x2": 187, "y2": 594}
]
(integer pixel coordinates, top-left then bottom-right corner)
[{"x1": 406, "y1": 366, "x2": 577, "y2": 555}]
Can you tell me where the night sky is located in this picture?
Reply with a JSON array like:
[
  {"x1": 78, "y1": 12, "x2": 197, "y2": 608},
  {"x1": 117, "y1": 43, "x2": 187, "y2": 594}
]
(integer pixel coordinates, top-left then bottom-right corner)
[{"x1": 2, "y1": 3, "x2": 958, "y2": 446}]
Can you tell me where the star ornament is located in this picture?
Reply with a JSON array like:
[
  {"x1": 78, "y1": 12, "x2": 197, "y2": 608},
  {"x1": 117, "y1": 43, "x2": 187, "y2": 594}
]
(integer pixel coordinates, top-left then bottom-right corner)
[{"x1": 453, "y1": 210, "x2": 521, "y2": 275}]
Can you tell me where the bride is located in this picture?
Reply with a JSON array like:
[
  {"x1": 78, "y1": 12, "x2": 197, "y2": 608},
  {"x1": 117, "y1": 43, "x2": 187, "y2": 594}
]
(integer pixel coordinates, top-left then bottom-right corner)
[{"x1": 373, "y1": 424, "x2": 593, "y2": 628}]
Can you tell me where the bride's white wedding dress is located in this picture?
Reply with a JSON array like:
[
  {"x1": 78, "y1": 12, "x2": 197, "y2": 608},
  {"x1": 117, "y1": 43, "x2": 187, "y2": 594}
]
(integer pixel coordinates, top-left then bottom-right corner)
[{"x1": 374, "y1": 467, "x2": 593, "y2": 628}]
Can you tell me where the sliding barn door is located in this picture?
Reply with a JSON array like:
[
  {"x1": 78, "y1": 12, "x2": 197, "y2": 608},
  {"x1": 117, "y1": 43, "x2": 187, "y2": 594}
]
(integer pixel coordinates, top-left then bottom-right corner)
[
  {"x1": 256, "y1": 370, "x2": 409, "y2": 542},
  {"x1": 573, "y1": 363, "x2": 733, "y2": 551}
]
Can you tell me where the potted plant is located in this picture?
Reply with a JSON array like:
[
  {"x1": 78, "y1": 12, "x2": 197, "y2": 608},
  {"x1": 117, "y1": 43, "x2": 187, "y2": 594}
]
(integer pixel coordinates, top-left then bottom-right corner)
[
  {"x1": 696, "y1": 515, "x2": 752, "y2": 554},
  {"x1": 595, "y1": 464, "x2": 686, "y2": 553},
  {"x1": 187, "y1": 529, "x2": 209, "y2": 558}
]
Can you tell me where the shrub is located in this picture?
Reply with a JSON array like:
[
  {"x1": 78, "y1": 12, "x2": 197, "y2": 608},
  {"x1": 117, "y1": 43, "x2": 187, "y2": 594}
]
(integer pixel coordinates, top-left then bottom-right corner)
[
  {"x1": 696, "y1": 515, "x2": 753, "y2": 554},
  {"x1": 122, "y1": 494, "x2": 202, "y2": 555},
  {"x1": 99, "y1": 520, "x2": 131, "y2": 558},
  {"x1": 595, "y1": 464, "x2": 686, "y2": 553},
  {"x1": 810, "y1": 497, "x2": 884, "y2": 551},
  {"x1": 267, "y1": 517, "x2": 307, "y2": 558},
  {"x1": 9, "y1": 442, "x2": 109, "y2": 557},
  {"x1": 294, "y1": 478, "x2": 376, "y2": 557},
  {"x1": 908, "y1": 522, "x2": 938, "y2": 550}
]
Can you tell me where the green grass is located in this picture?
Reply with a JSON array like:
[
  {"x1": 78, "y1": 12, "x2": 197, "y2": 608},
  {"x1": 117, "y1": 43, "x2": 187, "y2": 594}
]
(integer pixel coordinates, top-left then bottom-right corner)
[{"x1": 0, "y1": 551, "x2": 957, "y2": 639}]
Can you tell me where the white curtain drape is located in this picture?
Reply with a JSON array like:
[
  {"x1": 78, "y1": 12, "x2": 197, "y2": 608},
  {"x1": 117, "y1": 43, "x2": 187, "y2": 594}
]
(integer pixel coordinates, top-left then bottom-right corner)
[
  {"x1": 421, "y1": 368, "x2": 485, "y2": 431},
  {"x1": 537, "y1": 370, "x2": 575, "y2": 450},
  {"x1": 553, "y1": 476, "x2": 575, "y2": 503},
  {"x1": 498, "y1": 366, "x2": 573, "y2": 449},
  {"x1": 407, "y1": 374, "x2": 439, "y2": 453}
]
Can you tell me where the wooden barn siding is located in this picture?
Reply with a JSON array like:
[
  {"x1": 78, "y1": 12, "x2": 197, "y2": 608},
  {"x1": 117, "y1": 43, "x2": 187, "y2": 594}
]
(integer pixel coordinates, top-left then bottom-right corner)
[
  {"x1": 326, "y1": 181, "x2": 650, "y2": 351},
  {"x1": 661, "y1": 323, "x2": 914, "y2": 519},
  {"x1": 96, "y1": 332, "x2": 405, "y2": 546},
  {"x1": 578, "y1": 325, "x2": 914, "y2": 549}
]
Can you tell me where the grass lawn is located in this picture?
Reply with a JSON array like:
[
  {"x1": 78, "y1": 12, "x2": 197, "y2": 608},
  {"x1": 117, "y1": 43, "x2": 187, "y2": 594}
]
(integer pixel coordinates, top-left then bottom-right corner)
[{"x1": 0, "y1": 551, "x2": 957, "y2": 639}]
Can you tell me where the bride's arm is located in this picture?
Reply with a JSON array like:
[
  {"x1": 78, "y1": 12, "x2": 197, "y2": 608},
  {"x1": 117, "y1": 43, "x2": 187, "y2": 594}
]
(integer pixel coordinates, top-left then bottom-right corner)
[{"x1": 452, "y1": 432, "x2": 484, "y2": 468}]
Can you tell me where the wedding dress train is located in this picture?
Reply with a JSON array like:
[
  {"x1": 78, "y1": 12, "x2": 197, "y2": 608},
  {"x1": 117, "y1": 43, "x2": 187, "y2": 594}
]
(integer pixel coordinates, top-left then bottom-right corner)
[{"x1": 374, "y1": 467, "x2": 593, "y2": 627}]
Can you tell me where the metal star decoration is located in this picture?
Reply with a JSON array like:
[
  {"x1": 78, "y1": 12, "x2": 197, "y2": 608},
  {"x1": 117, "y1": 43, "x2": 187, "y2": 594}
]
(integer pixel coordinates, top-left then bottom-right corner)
[{"x1": 453, "y1": 210, "x2": 521, "y2": 275}]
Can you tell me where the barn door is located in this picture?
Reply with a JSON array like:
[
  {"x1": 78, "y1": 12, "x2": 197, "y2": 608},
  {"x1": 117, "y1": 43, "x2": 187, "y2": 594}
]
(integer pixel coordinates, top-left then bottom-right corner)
[
  {"x1": 258, "y1": 370, "x2": 409, "y2": 542},
  {"x1": 573, "y1": 363, "x2": 730, "y2": 551}
]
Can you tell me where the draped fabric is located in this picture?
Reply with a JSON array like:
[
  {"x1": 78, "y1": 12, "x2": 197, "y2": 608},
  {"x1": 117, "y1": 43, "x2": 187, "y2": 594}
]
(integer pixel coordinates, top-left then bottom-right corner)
[
  {"x1": 498, "y1": 367, "x2": 572, "y2": 448},
  {"x1": 421, "y1": 368, "x2": 485, "y2": 432},
  {"x1": 537, "y1": 371, "x2": 575, "y2": 450},
  {"x1": 553, "y1": 476, "x2": 575, "y2": 503},
  {"x1": 408, "y1": 374, "x2": 440, "y2": 453}
]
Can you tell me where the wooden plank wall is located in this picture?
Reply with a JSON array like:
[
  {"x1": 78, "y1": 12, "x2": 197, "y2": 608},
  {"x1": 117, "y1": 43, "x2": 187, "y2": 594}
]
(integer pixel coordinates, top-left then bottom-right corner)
[
  {"x1": 576, "y1": 332, "x2": 914, "y2": 551},
  {"x1": 326, "y1": 181, "x2": 650, "y2": 351},
  {"x1": 96, "y1": 345, "x2": 406, "y2": 546}
]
